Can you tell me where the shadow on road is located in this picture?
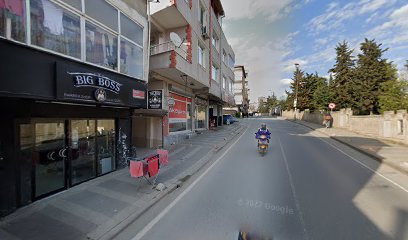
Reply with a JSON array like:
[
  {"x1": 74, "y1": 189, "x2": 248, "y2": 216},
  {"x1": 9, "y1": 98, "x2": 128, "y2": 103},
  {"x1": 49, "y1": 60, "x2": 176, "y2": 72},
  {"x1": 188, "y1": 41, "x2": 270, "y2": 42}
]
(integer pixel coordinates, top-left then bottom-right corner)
[{"x1": 258, "y1": 118, "x2": 407, "y2": 240}]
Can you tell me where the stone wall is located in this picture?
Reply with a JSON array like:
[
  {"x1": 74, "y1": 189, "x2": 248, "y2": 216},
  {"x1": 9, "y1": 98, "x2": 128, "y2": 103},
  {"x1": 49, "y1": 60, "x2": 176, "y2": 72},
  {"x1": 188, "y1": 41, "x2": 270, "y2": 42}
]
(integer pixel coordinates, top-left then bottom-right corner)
[{"x1": 282, "y1": 109, "x2": 408, "y2": 144}]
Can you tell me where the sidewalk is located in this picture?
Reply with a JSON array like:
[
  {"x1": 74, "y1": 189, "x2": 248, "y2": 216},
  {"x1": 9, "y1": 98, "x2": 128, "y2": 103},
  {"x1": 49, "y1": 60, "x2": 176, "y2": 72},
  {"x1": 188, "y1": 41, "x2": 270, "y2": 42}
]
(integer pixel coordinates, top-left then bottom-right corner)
[
  {"x1": 0, "y1": 122, "x2": 247, "y2": 240},
  {"x1": 291, "y1": 120, "x2": 408, "y2": 175}
]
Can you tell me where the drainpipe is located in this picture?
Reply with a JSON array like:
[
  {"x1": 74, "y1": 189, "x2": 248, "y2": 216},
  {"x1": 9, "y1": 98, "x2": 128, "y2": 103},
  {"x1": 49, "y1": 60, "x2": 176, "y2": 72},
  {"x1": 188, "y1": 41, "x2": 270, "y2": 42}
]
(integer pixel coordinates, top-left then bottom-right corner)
[
  {"x1": 219, "y1": 14, "x2": 225, "y2": 125},
  {"x1": 209, "y1": 0, "x2": 212, "y2": 87}
]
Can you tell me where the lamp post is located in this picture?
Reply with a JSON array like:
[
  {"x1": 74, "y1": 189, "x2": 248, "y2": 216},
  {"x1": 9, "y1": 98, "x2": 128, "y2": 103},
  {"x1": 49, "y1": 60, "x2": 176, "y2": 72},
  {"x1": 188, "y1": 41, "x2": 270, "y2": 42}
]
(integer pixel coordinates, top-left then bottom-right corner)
[{"x1": 294, "y1": 63, "x2": 300, "y2": 120}]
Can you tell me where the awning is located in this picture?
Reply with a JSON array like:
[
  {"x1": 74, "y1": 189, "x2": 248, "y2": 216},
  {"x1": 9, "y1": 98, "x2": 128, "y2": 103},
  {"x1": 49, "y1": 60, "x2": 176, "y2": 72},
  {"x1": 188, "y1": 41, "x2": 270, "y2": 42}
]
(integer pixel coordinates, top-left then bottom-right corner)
[{"x1": 133, "y1": 109, "x2": 168, "y2": 117}]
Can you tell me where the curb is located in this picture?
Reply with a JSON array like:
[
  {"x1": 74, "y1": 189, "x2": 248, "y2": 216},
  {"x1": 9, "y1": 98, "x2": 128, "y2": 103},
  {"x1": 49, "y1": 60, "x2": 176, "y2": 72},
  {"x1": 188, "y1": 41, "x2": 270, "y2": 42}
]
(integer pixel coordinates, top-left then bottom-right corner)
[
  {"x1": 97, "y1": 123, "x2": 247, "y2": 240},
  {"x1": 289, "y1": 120, "x2": 408, "y2": 175}
]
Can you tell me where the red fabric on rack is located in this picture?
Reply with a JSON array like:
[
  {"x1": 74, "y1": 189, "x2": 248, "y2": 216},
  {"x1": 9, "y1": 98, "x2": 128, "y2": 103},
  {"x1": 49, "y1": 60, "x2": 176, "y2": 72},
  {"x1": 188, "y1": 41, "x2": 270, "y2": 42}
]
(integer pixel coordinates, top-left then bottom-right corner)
[
  {"x1": 147, "y1": 156, "x2": 159, "y2": 177},
  {"x1": 157, "y1": 149, "x2": 168, "y2": 165},
  {"x1": 130, "y1": 161, "x2": 144, "y2": 178}
]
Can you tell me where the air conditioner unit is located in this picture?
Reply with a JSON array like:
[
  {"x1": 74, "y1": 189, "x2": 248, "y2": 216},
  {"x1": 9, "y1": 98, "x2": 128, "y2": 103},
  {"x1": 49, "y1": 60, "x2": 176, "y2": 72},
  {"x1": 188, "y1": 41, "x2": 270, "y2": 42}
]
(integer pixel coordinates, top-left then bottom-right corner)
[{"x1": 201, "y1": 26, "x2": 210, "y2": 39}]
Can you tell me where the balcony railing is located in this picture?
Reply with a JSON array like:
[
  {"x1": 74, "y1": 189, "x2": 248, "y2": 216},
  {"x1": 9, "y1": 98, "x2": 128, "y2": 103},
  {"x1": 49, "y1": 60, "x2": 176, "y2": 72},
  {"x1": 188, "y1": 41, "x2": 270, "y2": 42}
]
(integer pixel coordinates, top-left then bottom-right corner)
[{"x1": 150, "y1": 41, "x2": 188, "y2": 60}]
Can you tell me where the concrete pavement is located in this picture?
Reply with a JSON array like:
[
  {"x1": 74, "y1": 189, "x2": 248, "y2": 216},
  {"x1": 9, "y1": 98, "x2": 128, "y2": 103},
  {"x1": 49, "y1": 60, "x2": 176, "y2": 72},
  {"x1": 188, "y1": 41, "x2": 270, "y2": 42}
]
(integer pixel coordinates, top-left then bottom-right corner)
[
  {"x1": 291, "y1": 119, "x2": 408, "y2": 175},
  {"x1": 0, "y1": 121, "x2": 246, "y2": 240}
]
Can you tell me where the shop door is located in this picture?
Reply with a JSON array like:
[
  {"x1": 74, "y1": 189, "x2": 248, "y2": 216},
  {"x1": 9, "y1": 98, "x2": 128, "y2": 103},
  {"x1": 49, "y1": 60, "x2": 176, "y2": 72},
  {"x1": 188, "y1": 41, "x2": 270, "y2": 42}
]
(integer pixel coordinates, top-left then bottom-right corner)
[
  {"x1": 69, "y1": 120, "x2": 96, "y2": 185},
  {"x1": 31, "y1": 121, "x2": 66, "y2": 198}
]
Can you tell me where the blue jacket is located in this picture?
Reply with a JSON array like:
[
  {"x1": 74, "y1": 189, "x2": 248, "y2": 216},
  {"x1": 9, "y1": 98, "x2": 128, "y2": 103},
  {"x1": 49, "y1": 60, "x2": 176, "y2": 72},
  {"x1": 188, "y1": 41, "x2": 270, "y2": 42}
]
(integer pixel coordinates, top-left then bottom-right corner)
[{"x1": 255, "y1": 128, "x2": 271, "y2": 139}]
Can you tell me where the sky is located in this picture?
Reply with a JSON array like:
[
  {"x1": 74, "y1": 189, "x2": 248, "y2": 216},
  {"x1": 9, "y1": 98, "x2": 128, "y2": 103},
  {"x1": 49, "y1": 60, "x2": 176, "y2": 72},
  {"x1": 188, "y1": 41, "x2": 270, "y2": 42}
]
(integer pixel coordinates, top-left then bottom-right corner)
[{"x1": 221, "y1": 0, "x2": 408, "y2": 104}]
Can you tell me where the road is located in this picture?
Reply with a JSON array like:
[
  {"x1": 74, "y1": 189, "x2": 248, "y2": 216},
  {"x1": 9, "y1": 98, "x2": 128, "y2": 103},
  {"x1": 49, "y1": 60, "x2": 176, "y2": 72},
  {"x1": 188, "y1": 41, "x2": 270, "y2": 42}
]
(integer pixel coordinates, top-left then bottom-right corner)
[{"x1": 117, "y1": 118, "x2": 408, "y2": 240}]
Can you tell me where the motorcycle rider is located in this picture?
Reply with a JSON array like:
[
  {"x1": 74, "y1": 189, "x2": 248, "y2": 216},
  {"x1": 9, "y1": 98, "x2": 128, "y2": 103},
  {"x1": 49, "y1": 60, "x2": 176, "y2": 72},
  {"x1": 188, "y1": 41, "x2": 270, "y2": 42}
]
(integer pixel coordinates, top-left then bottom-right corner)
[{"x1": 255, "y1": 123, "x2": 271, "y2": 143}]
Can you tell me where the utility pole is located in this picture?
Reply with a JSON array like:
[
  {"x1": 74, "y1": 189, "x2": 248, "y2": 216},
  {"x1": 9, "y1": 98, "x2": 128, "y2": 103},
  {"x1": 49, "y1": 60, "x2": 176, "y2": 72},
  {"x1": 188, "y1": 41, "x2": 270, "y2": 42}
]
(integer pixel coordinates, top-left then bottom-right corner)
[{"x1": 294, "y1": 63, "x2": 300, "y2": 120}]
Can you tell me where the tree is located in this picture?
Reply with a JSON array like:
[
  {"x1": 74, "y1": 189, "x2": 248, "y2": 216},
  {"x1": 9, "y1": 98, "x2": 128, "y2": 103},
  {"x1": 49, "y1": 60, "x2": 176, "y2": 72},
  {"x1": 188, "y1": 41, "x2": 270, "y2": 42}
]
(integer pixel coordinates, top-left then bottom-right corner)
[
  {"x1": 311, "y1": 77, "x2": 330, "y2": 110},
  {"x1": 287, "y1": 66, "x2": 308, "y2": 110},
  {"x1": 354, "y1": 39, "x2": 395, "y2": 114},
  {"x1": 379, "y1": 63, "x2": 408, "y2": 112},
  {"x1": 329, "y1": 41, "x2": 355, "y2": 109}
]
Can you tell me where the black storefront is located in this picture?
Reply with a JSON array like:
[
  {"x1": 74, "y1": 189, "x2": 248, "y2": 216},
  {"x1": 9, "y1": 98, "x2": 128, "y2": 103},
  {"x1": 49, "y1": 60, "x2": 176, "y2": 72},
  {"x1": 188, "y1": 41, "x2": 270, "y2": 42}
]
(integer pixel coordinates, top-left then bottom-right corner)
[{"x1": 0, "y1": 39, "x2": 147, "y2": 217}]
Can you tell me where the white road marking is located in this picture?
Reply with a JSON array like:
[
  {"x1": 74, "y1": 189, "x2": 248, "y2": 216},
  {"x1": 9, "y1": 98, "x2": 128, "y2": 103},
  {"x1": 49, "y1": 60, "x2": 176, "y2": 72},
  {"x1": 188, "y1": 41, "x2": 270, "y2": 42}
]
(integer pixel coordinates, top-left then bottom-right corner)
[
  {"x1": 131, "y1": 125, "x2": 250, "y2": 240},
  {"x1": 310, "y1": 132, "x2": 408, "y2": 194},
  {"x1": 278, "y1": 137, "x2": 310, "y2": 240}
]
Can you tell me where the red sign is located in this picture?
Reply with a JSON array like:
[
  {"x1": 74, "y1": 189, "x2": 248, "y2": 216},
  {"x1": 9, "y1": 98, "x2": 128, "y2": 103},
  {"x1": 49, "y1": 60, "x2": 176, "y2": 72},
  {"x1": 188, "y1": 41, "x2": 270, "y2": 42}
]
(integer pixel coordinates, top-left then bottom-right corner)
[
  {"x1": 169, "y1": 92, "x2": 191, "y2": 120},
  {"x1": 169, "y1": 100, "x2": 187, "y2": 119},
  {"x1": 133, "y1": 89, "x2": 145, "y2": 99},
  {"x1": 329, "y1": 103, "x2": 336, "y2": 109}
]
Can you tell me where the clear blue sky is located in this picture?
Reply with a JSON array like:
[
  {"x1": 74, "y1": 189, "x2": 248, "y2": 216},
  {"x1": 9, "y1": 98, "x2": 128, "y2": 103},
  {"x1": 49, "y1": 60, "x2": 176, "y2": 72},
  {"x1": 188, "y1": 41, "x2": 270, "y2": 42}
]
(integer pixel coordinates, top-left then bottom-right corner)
[{"x1": 222, "y1": 0, "x2": 408, "y2": 102}]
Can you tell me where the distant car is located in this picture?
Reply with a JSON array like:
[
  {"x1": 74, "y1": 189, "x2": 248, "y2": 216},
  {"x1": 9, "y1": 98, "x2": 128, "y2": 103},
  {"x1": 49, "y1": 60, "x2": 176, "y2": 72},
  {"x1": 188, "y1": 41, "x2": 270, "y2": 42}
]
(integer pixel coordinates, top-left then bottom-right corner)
[{"x1": 223, "y1": 114, "x2": 238, "y2": 124}]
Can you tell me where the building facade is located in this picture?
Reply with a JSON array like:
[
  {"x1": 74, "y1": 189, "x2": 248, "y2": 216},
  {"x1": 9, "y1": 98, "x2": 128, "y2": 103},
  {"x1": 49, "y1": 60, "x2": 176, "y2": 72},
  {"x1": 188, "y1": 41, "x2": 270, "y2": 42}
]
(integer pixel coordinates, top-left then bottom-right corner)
[
  {"x1": 234, "y1": 65, "x2": 249, "y2": 116},
  {"x1": 146, "y1": 0, "x2": 235, "y2": 146},
  {"x1": 0, "y1": 0, "x2": 149, "y2": 216}
]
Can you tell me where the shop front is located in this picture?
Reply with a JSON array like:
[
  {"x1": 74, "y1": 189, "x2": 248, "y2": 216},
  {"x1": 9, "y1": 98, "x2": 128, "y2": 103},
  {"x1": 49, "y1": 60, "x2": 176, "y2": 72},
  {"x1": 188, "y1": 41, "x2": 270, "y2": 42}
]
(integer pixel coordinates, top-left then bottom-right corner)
[
  {"x1": 195, "y1": 97, "x2": 208, "y2": 129},
  {"x1": 0, "y1": 40, "x2": 146, "y2": 216},
  {"x1": 163, "y1": 92, "x2": 193, "y2": 146}
]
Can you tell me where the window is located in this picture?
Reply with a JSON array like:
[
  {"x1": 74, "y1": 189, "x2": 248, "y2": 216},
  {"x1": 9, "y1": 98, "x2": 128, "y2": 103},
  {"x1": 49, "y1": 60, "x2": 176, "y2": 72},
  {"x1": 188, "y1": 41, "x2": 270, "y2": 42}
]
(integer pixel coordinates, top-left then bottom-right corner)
[
  {"x1": 222, "y1": 50, "x2": 226, "y2": 63},
  {"x1": 85, "y1": 0, "x2": 118, "y2": 31},
  {"x1": 230, "y1": 79, "x2": 233, "y2": 92},
  {"x1": 199, "y1": 4, "x2": 205, "y2": 26},
  {"x1": 31, "y1": 0, "x2": 81, "y2": 58},
  {"x1": 212, "y1": 64, "x2": 218, "y2": 81},
  {"x1": 228, "y1": 54, "x2": 235, "y2": 69},
  {"x1": 61, "y1": 0, "x2": 82, "y2": 10},
  {"x1": 86, "y1": 21, "x2": 117, "y2": 70},
  {"x1": 0, "y1": 0, "x2": 25, "y2": 42},
  {"x1": 120, "y1": 37, "x2": 143, "y2": 79},
  {"x1": 198, "y1": 44, "x2": 204, "y2": 67},
  {"x1": 6, "y1": 0, "x2": 145, "y2": 79},
  {"x1": 120, "y1": 13, "x2": 143, "y2": 46},
  {"x1": 212, "y1": 32, "x2": 219, "y2": 50},
  {"x1": 222, "y1": 76, "x2": 226, "y2": 89}
]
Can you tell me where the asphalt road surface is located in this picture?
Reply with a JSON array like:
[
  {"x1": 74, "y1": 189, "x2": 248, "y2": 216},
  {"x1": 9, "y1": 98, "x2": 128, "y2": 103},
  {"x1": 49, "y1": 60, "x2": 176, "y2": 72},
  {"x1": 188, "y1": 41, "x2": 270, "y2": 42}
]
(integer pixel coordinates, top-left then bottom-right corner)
[{"x1": 118, "y1": 118, "x2": 408, "y2": 240}]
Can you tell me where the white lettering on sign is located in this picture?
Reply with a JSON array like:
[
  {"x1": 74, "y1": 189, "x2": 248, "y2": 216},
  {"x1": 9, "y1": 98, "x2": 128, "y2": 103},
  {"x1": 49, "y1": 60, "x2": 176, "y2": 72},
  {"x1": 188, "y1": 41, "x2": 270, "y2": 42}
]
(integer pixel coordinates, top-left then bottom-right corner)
[{"x1": 68, "y1": 72, "x2": 122, "y2": 94}]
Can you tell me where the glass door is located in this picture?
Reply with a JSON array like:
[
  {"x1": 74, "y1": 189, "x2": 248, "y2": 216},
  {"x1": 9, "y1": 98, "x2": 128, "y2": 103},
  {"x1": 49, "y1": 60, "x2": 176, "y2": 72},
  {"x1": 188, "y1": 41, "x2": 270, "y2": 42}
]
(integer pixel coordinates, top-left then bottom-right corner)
[
  {"x1": 70, "y1": 120, "x2": 96, "y2": 185},
  {"x1": 33, "y1": 122, "x2": 66, "y2": 197},
  {"x1": 96, "y1": 120, "x2": 116, "y2": 175}
]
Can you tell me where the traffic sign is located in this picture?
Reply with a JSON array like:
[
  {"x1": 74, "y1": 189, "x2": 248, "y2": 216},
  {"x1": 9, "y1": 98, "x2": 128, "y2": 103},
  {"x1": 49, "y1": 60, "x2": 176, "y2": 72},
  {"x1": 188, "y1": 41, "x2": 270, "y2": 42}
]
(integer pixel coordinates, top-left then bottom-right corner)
[{"x1": 329, "y1": 103, "x2": 336, "y2": 109}]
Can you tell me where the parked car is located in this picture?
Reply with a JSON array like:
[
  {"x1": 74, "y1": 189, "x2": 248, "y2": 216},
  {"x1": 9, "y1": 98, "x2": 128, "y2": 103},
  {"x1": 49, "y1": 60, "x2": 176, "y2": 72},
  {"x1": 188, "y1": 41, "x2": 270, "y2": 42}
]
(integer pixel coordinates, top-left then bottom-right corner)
[{"x1": 223, "y1": 114, "x2": 238, "y2": 124}]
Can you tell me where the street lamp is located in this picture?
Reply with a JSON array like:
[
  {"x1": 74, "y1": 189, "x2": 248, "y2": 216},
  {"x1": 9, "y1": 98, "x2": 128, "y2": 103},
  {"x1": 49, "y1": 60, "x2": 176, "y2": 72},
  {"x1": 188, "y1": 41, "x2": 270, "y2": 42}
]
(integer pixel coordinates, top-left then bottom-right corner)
[{"x1": 294, "y1": 63, "x2": 300, "y2": 120}]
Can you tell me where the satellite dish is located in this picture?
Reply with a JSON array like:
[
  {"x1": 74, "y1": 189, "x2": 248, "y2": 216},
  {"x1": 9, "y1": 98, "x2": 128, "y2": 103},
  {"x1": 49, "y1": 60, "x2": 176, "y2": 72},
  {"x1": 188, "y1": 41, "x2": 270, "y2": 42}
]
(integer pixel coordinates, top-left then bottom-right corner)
[{"x1": 170, "y1": 32, "x2": 183, "y2": 48}]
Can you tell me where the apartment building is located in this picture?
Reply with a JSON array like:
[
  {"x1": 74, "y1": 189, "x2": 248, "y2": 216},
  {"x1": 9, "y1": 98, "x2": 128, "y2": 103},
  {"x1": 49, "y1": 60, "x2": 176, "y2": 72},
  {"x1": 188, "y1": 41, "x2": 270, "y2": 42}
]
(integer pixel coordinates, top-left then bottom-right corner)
[
  {"x1": 0, "y1": 0, "x2": 149, "y2": 216},
  {"x1": 144, "y1": 0, "x2": 236, "y2": 146},
  {"x1": 234, "y1": 65, "x2": 250, "y2": 116}
]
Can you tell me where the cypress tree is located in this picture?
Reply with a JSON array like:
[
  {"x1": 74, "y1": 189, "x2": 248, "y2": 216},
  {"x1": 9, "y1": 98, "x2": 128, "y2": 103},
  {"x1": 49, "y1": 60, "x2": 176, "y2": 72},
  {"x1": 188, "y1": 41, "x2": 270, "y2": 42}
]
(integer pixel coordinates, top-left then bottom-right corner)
[
  {"x1": 329, "y1": 41, "x2": 355, "y2": 109},
  {"x1": 354, "y1": 39, "x2": 393, "y2": 114}
]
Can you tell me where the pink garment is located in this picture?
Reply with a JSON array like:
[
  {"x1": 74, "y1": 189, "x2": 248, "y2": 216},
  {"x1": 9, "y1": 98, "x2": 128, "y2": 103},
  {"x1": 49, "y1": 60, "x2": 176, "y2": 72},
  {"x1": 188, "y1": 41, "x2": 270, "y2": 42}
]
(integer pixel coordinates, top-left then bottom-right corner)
[
  {"x1": 0, "y1": 0, "x2": 5, "y2": 9},
  {"x1": 130, "y1": 161, "x2": 144, "y2": 178},
  {"x1": 5, "y1": 0, "x2": 24, "y2": 17},
  {"x1": 157, "y1": 149, "x2": 169, "y2": 165}
]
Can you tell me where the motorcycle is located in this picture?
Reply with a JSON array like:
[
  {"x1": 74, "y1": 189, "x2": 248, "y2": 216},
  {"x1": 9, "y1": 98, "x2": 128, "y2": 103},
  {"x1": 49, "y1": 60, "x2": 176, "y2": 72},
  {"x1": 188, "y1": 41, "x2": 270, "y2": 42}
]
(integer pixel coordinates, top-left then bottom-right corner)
[{"x1": 257, "y1": 134, "x2": 269, "y2": 156}]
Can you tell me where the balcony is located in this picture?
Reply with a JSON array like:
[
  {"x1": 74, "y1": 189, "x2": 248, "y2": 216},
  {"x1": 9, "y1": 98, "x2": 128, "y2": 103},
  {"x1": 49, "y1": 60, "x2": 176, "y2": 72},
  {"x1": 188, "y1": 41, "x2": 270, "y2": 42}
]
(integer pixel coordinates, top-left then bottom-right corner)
[
  {"x1": 150, "y1": 0, "x2": 191, "y2": 29},
  {"x1": 151, "y1": 41, "x2": 187, "y2": 59},
  {"x1": 209, "y1": 80, "x2": 222, "y2": 99},
  {"x1": 150, "y1": 42, "x2": 209, "y2": 90}
]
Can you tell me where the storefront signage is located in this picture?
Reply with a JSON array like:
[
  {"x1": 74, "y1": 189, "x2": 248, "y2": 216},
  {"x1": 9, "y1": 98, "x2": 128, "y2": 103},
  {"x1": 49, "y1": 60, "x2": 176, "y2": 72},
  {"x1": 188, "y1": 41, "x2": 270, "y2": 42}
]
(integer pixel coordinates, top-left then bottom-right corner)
[
  {"x1": 133, "y1": 90, "x2": 145, "y2": 99},
  {"x1": 148, "y1": 90, "x2": 163, "y2": 109},
  {"x1": 169, "y1": 100, "x2": 187, "y2": 119},
  {"x1": 56, "y1": 63, "x2": 147, "y2": 108},
  {"x1": 195, "y1": 97, "x2": 207, "y2": 106},
  {"x1": 69, "y1": 72, "x2": 122, "y2": 94}
]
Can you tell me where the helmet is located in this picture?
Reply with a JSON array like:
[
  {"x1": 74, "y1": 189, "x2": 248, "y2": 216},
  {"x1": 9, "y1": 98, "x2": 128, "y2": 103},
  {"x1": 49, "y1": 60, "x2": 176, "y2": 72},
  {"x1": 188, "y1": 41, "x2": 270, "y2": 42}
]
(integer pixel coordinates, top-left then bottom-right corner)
[{"x1": 261, "y1": 123, "x2": 266, "y2": 130}]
